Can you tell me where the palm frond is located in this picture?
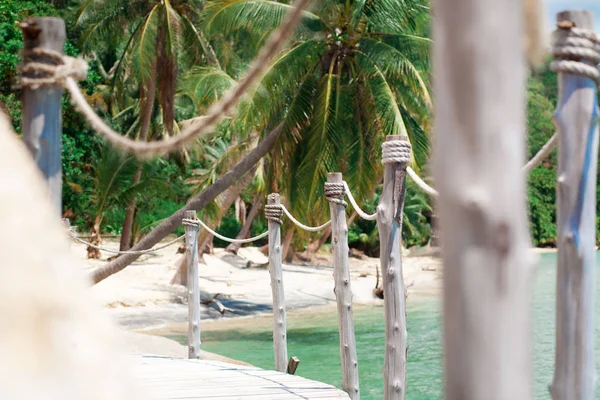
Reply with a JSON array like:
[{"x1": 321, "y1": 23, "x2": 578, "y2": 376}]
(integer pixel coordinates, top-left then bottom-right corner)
[
  {"x1": 179, "y1": 67, "x2": 236, "y2": 111},
  {"x1": 135, "y1": 4, "x2": 160, "y2": 83},
  {"x1": 364, "y1": 0, "x2": 430, "y2": 35},
  {"x1": 202, "y1": 0, "x2": 324, "y2": 37},
  {"x1": 235, "y1": 39, "x2": 324, "y2": 133},
  {"x1": 180, "y1": 13, "x2": 221, "y2": 68},
  {"x1": 294, "y1": 69, "x2": 338, "y2": 216},
  {"x1": 359, "y1": 57, "x2": 408, "y2": 137},
  {"x1": 358, "y1": 38, "x2": 431, "y2": 109}
]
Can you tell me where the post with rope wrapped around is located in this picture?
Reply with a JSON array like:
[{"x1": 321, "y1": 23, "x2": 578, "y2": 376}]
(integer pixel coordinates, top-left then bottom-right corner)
[
  {"x1": 19, "y1": 18, "x2": 67, "y2": 214},
  {"x1": 377, "y1": 135, "x2": 410, "y2": 400},
  {"x1": 183, "y1": 211, "x2": 201, "y2": 359},
  {"x1": 550, "y1": 11, "x2": 599, "y2": 400},
  {"x1": 325, "y1": 173, "x2": 359, "y2": 400},
  {"x1": 265, "y1": 194, "x2": 288, "y2": 372}
]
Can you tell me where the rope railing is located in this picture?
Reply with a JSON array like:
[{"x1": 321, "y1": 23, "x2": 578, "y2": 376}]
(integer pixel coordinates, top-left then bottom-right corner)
[
  {"x1": 406, "y1": 166, "x2": 439, "y2": 197},
  {"x1": 67, "y1": 215, "x2": 269, "y2": 255},
  {"x1": 18, "y1": 0, "x2": 314, "y2": 158},
  {"x1": 340, "y1": 181, "x2": 377, "y2": 221},
  {"x1": 68, "y1": 230, "x2": 185, "y2": 255},
  {"x1": 196, "y1": 218, "x2": 269, "y2": 243},
  {"x1": 279, "y1": 203, "x2": 332, "y2": 232},
  {"x1": 403, "y1": 131, "x2": 562, "y2": 198}
]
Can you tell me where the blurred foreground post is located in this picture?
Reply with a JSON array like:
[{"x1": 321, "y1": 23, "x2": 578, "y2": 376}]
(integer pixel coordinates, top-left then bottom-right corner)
[
  {"x1": 376, "y1": 135, "x2": 410, "y2": 400},
  {"x1": 20, "y1": 18, "x2": 65, "y2": 214},
  {"x1": 184, "y1": 210, "x2": 201, "y2": 358},
  {"x1": 326, "y1": 172, "x2": 359, "y2": 399},
  {"x1": 266, "y1": 193, "x2": 288, "y2": 372},
  {"x1": 432, "y1": 0, "x2": 532, "y2": 399},
  {"x1": 550, "y1": 10, "x2": 598, "y2": 400}
]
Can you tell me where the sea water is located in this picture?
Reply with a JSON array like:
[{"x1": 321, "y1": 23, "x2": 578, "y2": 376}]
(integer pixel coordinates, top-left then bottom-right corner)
[{"x1": 168, "y1": 252, "x2": 600, "y2": 399}]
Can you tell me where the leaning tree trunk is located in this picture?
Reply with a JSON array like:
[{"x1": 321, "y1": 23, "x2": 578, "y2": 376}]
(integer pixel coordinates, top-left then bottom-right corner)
[
  {"x1": 303, "y1": 212, "x2": 357, "y2": 261},
  {"x1": 226, "y1": 195, "x2": 264, "y2": 254},
  {"x1": 171, "y1": 173, "x2": 254, "y2": 285},
  {"x1": 91, "y1": 123, "x2": 283, "y2": 284},
  {"x1": 119, "y1": 59, "x2": 158, "y2": 251},
  {"x1": 281, "y1": 229, "x2": 295, "y2": 263},
  {"x1": 433, "y1": 0, "x2": 533, "y2": 399}
]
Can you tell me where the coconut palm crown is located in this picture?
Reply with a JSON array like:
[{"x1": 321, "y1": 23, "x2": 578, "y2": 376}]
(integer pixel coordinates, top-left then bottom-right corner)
[{"x1": 181, "y1": 0, "x2": 432, "y2": 224}]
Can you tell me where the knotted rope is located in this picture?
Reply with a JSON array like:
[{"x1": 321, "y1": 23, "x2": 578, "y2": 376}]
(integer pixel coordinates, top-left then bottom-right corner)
[
  {"x1": 265, "y1": 196, "x2": 284, "y2": 225},
  {"x1": 18, "y1": 48, "x2": 88, "y2": 89},
  {"x1": 382, "y1": 140, "x2": 412, "y2": 164},
  {"x1": 17, "y1": 0, "x2": 314, "y2": 157},
  {"x1": 324, "y1": 182, "x2": 348, "y2": 207},
  {"x1": 182, "y1": 218, "x2": 201, "y2": 228},
  {"x1": 551, "y1": 22, "x2": 600, "y2": 83}
]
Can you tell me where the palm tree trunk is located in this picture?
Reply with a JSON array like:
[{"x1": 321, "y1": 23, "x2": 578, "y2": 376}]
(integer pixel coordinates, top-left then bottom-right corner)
[
  {"x1": 92, "y1": 123, "x2": 282, "y2": 284},
  {"x1": 87, "y1": 214, "x2": 102, "y2": 259},
  {"x1": 282, "y1": 229, "x2": 295, "y2": 263},
  {"x1": 225, "y1": 195, "x2": 263, "y2": 254},
  {"x1": 304, "y1": 212, "x2": 357, "y2": 260},
  {"x1": 119, "y1": 59, "x2": 158, "y2": 251}
]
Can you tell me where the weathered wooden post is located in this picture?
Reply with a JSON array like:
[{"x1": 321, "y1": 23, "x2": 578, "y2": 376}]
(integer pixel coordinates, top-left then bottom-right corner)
[
  {"x1": 183, "y1": 210, "x2": 201, "y2": 359},
  {"x1": 20, "y1": 18, "x2": 66, "y2": 214},
  {"x1": 550, "y1": 10, "x2": 598, "y2": 400},
  {"x1": 432, "y1": 0, "x2": 532, "y2": 399},
  {"x1": 265, "y1": 193, "x2": 288, "y2": 372},
  {"x1": 376, "y1": 136, "x2": 410, "y2": 400},
  {"x1": 325, "y1": 172, "x2": 359, "y2": 399}
]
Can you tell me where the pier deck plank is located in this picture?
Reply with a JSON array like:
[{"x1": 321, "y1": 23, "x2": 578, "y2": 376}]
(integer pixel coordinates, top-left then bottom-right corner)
[{"x1": 134, "y1": 355, "x2": 350, "y2": 399}]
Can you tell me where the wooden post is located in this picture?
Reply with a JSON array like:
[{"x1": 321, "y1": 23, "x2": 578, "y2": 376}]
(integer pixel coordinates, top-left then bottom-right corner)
[
  {"x1": 184, "y1": 210, "x2": 201, "y2": 359},
  {"x1": 376, "y1": 136, "x2": 409, "y2": 400},
  {"x1": 432, "y1": 0, "x2": 532, "y2": 399},
  {"x1": 20, "y1": 18, "x2": 65, "y2": 214},
  {"x1": 267, "y1": 194, "x2": 288, "y2": 372},
  {"x1": 550, "y1": 10, "x2": 598, "y2": 400},
  {"x1": 287, "y1": 357, "x2": 300, "y2": 375},
  {"x1": 327, "y1": 172, "x2": 359, "y2": 399}
]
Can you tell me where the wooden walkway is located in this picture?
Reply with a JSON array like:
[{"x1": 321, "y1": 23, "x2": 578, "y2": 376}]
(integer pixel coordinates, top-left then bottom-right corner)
[{"x1": 134, "y1": 355, "x2": 350, "y2": 399}]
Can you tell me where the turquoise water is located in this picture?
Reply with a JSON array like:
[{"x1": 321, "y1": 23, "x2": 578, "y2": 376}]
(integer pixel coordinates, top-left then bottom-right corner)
[{"x1": 168, "y1": 252, "x2": 600, "y2": 399}]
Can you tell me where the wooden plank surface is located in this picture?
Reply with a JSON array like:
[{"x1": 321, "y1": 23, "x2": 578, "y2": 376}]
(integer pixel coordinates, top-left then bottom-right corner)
[{"x1": 133, "y1": 355, "x2": 350, "y2": 399}]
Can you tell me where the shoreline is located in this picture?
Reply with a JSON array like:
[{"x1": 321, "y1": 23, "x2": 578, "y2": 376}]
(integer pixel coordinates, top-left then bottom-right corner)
[
  {"x1": 79, "y1": 238, "x2": 442, "y2": 330},
  {"x1": 76, "y1": 239, "x2": 556, "y2": 356}
]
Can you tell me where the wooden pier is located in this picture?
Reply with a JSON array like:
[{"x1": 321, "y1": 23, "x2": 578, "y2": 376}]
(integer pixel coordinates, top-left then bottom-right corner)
[{"x1": 134, "y1": 355, "x2": 350, "y2": 399}]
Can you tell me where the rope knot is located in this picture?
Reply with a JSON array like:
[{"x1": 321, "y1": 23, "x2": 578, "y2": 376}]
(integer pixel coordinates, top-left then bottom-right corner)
[
  {"x1": 382, "y1": 140, "x2": 411, "y2": 164},
  {"x1": 182, "y1": 218, "x2": 200, "y2": 228},
  {"x1": 265, "y1": 199, "x2": 283, "y2": 225},
  {"x1": 18, "y1": 48, "x2": 89, "y2": 89},
  {"x1": 324, "y1": 182, "x2": 348, "y2": 207},
  {"x1": 551, "y1": 22, "x2": 600, "y2": 83}
]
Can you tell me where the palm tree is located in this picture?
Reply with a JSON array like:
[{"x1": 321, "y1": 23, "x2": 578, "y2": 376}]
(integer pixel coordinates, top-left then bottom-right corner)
[
  {"x1": 89, "y1": 0, "x2": 433, "y2": 282},
  {"x1": 85, "y1": 144, "x2": 169, "y2": 258},
  {"x1": 75, "y1": 0, "x2": 219, "y2": 251},
  {"x1": 191, "y1": 0, "x2": 432, "y2": 231}
]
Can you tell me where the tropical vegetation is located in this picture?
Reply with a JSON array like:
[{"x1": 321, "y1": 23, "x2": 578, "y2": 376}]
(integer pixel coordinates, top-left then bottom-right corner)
[{"x1": 0, "y1": 0, "x2": 593, "y2": 269}]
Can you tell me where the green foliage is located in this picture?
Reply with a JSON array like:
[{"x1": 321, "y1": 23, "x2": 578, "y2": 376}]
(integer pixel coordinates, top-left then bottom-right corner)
[
  {"x1": 191, "y1": 0, "x2": 433, "y2": 230},
  {"x1": 348, "y1": 180, "x2": 431, "y2": 255},
  {"x1": 213, "y1": 210, "x2": 242, "y2": 248},
  {"x1": 2, "y1": 0, "x2": 589, "y2": 252},
  {"x1": 525, "y1": 74, "x2": 558, "y2": 246}
]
